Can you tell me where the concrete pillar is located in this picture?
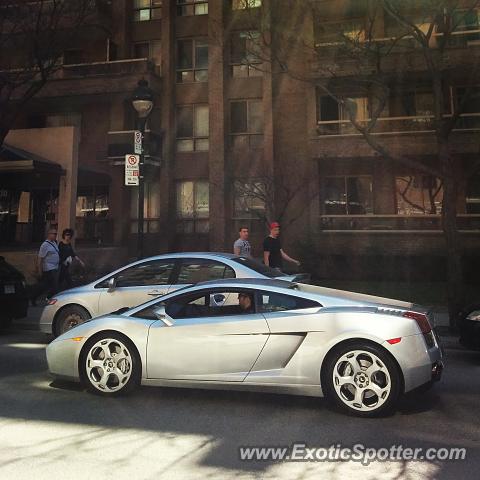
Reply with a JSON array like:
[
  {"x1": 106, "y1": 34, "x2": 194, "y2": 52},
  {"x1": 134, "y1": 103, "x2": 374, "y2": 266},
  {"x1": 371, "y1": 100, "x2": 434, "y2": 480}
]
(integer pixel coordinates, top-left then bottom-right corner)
[{"x1": 208, "y1": 1, "x2": 227, "y2": 251}]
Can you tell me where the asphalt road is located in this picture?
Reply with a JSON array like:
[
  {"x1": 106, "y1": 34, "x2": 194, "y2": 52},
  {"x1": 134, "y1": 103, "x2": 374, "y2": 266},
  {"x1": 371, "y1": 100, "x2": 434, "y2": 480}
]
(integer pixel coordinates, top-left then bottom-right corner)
[{"x1": 0, "y1": 328, "x2": 479, "y2": 480}]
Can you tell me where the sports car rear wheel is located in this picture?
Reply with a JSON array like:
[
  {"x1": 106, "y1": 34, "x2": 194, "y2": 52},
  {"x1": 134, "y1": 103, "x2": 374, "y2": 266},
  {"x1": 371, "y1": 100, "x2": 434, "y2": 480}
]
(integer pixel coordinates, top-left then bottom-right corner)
[
  {"x1": 324, "y1": 343, "x2": 402, "y2": 417},
  {"x1": 80, "y1": 332, "x2": 140, "y2": 395}
]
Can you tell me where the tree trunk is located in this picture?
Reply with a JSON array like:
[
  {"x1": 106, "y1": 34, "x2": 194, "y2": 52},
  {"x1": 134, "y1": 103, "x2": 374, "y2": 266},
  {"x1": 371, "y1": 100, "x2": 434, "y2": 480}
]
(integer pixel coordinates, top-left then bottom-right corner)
[{"x1": 440, "y1": 152, "x2": 464, "y2": 331}]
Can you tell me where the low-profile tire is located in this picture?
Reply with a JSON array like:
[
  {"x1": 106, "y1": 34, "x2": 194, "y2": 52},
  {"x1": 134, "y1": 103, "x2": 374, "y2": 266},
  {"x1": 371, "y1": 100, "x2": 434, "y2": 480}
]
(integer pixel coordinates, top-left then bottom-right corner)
[
  {"x1": 55, "y1": 305, "x2": 91, "y2": 337},
  {"x1": 322, "y1": 341, "x2": 402, "y2": 418},
  {"x1": 79, "y1": 331, "x2": 141, "y2": 396}
]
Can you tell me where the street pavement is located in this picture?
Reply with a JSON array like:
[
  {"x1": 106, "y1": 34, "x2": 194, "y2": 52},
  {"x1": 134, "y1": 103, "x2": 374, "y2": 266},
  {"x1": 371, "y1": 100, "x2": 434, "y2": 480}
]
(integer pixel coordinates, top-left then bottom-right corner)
[{"x1": 0, "y1": 320, "x2": 479, "y2": 479}]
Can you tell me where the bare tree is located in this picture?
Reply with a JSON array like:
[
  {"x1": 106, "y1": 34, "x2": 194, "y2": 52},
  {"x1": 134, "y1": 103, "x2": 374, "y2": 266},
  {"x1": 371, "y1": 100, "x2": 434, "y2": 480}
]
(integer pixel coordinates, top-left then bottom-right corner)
[
  {"x1": 237, "y1": 0, "x2": 480, "y2": 326},
  {"x1": 0, "y1": 0, "x2": 104, "y2": 146}
]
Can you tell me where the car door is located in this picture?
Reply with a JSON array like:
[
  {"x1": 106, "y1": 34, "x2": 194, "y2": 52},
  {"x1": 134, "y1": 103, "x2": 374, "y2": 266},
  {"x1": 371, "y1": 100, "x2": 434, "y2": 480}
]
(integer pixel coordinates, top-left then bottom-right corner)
[
  {"x1": 97, "y1": 259, "x2": 175, "y2": 314},
  {"x1": 143, "y1": 288, "x2": 270, "y2": 381},
  {"x1": 167, "y1": 258, "x2": 236, "y2": 293}
]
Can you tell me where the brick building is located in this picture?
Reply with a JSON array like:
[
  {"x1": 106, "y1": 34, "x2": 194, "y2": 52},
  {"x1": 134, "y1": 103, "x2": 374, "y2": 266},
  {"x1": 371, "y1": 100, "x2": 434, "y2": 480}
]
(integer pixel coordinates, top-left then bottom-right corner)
[{"x1": 1, "y1": 0, "x2": 479, "y2": 279}]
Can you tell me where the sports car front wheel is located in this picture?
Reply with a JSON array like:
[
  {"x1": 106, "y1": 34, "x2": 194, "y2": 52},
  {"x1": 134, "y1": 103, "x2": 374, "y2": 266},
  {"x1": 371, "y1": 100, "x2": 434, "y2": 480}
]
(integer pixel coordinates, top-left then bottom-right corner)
[
  {"x1": 80, "y1": 332, "x2": 141, "y2": 396},
  {"x1": 323, "y1": 342, "x2": 402, "y2": 417}
]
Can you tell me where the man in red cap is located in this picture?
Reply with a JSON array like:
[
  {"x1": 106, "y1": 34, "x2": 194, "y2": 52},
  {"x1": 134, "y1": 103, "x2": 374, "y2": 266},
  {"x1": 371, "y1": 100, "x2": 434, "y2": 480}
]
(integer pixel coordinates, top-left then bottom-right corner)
[{"x1": 263, "y1": 222, "x2": 300, "y2": 271}]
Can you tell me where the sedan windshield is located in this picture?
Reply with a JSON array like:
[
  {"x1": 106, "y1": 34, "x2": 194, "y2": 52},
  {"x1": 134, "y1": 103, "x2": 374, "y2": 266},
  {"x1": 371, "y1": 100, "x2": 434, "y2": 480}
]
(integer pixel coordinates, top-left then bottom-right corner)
[{"x1": 232, "y1": 257, "x2": 284, "y2": 278}]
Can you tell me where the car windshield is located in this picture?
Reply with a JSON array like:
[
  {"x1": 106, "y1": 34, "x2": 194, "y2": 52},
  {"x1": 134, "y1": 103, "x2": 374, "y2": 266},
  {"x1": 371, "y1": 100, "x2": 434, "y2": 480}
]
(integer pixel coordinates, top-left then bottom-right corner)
[{"x1": 232, "y1": 257, "x2": 284, "y2": 278}]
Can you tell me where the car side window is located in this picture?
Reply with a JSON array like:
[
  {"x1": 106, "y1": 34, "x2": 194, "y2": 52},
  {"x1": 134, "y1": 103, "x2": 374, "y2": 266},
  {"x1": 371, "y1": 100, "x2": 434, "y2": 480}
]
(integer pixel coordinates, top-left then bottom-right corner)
[
  {"x1": 256, "y1": 291, "x2": 321, "y2": 313},
  {"x1": 132, "y1": 301, "x2": 167, "y2": 321},
  {"x1": 159, "y1": 289, "x2": 254, "y2": 319},
  {"x1": 113, "y1": 261, "x2": 175, "y2": 288},
  {"x1": 176, "y1": 260, "x2": 235, "y2": 284}
]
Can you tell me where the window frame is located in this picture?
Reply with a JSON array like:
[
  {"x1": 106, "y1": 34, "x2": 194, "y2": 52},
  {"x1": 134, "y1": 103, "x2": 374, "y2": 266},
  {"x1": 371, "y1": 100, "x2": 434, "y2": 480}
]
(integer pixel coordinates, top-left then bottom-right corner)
[
  {"x1": 229, "y1": 99, "x2": 264, "y2": 149},
  {"x1": 176, "y1": 38, "x2": 209, "y2": 83},
  {"x1": 230, "y1": 31, "x2": 263, "y2": 78},
  {"x1": 322, "y1": 175, "x2": 374, "y2": 215},
  {"x1": 176, "y1": 104, "x2": 210, "y2": 152},
  {"x1": 255, "y1": 290, "x2": 322, "y2": 314},
  {"x1": 133, "y1": 0, "x2": 162, "y2": 22},
  {"x1": 177, "y1": 0, "x2": 208, "y2": 16},
  {"x1": 176, "y1": 180, "x2": 210, "y2": 233}
]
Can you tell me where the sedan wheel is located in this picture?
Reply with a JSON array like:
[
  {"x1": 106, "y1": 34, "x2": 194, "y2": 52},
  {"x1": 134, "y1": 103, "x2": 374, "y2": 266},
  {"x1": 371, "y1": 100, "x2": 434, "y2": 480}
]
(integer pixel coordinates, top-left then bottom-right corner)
[
  {"x1": 324, "y1": 343, "x2": 401, "y2": 417},
  {"x1": 56, "y1": 305, "x2": 91, "y2": 336},
  {"x1": 81, "y1": 333, "x2": 140, "y2": 395}
]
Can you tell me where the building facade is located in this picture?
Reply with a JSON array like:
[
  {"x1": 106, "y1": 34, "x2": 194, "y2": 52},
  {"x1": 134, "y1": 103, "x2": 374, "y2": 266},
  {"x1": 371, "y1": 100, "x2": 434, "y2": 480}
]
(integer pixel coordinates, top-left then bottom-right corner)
[{"x1": 1, "y1": 0, "x2": 479, "y2": 279}]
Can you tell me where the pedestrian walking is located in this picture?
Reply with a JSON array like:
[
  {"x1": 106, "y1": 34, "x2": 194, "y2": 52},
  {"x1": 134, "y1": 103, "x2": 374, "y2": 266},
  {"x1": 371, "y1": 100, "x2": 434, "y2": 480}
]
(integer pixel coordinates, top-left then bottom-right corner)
[
  {"x1": 233, "y1": 226, "x2": 252, "y2": 257},
  {"x1": 31, "y1": 227, "x2": 60, "y2": 305},
  {"x1": 263, "y1": 222, "x2": 300, "y2": 271},
  {"x1": 59, "y1": 228, "x2": 85, "y2": 291}
]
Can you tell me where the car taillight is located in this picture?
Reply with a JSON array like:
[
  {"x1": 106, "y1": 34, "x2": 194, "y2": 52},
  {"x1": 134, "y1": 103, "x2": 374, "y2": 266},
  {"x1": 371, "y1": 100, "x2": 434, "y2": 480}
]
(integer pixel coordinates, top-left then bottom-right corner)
[{"x1": 403, "y1": 311, "x2": 432, "y2": 334}]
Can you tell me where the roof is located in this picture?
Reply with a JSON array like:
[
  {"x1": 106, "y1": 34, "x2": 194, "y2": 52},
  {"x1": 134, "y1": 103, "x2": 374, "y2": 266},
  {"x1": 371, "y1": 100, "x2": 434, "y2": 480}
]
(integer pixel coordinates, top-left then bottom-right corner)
[{"x1": 194, "y1": 278, "x2": 296, "y2": 289}]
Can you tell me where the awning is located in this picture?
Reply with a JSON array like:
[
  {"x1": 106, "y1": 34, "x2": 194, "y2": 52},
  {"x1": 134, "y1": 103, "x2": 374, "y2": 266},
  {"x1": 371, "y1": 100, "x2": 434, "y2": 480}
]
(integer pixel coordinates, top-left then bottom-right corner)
[{"x1": 0, "y1": 144, "x2": 65, "y2": 175}]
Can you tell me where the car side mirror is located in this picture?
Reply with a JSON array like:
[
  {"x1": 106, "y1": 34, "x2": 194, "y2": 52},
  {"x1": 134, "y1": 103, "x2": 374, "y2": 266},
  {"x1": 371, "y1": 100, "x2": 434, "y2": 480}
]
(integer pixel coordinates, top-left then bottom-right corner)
[
  {"x1": 153, "y1": 305, "x2": 173, "y2": 327},
  {"x1": 107, "y1": 277, "x2": 117, "y2": 292}
]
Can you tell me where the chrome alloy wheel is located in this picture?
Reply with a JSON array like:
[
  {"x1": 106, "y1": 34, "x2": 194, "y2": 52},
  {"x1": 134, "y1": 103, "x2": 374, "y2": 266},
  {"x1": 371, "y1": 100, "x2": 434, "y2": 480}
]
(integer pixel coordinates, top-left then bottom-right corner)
[
  {"x1": 332, "y1": 350, "x2": 391, "y2": 412},
  {"x1": 85, "y1": 338, "x2": 133, "y2": 393}
]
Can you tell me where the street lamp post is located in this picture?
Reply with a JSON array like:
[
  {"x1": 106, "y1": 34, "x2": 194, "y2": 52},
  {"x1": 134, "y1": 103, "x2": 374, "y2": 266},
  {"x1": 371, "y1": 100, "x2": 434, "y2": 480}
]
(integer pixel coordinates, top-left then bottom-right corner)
[{"x1": 132, "y1": 79, "x2": 154, "y2": 260}]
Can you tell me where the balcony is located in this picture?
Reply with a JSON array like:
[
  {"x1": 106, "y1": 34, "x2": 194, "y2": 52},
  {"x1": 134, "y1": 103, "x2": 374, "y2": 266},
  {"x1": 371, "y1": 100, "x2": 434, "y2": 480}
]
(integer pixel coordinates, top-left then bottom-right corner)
[
  {"x1": 34, "y1": 59, "x2": 161, "y2": 98},
  {"x1": 319, "y1": 214, "x2": 480, "y2": 232},
  {"x1": 316, "y1": 113, "x2": 480, "y2": 136},
  {"x1": 98, "y1": 130, "x2": 163, "y2": 164}
]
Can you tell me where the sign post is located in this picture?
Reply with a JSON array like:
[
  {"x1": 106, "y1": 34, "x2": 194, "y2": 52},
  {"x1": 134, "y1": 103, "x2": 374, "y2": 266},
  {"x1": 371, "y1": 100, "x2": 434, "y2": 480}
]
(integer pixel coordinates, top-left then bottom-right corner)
[{"x1": 124, "y1": 154, "x2": 140, "y2": 186}]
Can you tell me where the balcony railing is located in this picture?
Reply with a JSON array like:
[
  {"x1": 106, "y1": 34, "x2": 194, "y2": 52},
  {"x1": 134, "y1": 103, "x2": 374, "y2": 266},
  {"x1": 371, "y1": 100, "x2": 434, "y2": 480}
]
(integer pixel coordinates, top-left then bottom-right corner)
[
  {"x1": 315, "y1": 27, "x2": 480, "y2": 49},
  {"x1": 55, "y1": 58, "x2": 156, "y2": 79},
  {"x1": 319, "y1": 214, "x2": 480, "y2": 231},
  {"x1": 316, "y1": 113, "x2": 480, "y2": 136}
]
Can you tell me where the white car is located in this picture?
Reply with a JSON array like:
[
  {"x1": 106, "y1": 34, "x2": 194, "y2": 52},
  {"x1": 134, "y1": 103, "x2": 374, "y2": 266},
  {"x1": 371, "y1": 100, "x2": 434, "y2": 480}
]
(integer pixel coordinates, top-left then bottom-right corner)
[
  {"x1": 41, "y1": 253, "x2": 307, "y2": 336},
  {"x1": 47, "y1": 278, "x2": 444, "y2": 417}
]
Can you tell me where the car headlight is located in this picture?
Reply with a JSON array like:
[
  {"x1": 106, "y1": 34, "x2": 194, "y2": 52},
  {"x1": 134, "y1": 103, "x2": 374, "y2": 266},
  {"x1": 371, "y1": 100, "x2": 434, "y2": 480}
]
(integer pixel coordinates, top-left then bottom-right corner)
[{"x1": 467, "y1": 310, "x2": 480, "y2": 322}]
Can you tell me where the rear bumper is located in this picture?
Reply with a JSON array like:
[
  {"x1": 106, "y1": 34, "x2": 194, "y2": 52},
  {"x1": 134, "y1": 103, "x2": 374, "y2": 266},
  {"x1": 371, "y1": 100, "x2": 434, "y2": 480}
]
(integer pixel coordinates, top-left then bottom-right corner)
[{"x1": 383, "y1": 332, "x2": 444, "y2": 393}]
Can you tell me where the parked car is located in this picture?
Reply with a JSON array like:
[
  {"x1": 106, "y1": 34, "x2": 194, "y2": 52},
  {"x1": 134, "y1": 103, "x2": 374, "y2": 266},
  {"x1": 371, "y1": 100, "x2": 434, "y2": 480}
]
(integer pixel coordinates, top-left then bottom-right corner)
[
  {"x1": 458, "y1": 304, "x2": 480, "y2": 350},
  {"x1": 0, "y1": 256, "x2": 28, "y2": 330},
  {"x1": 47, "y1": 278, "x2": 444, "y2": 417},
  {"x1": 41, "y1": 252, "x2": 309, "y2": 337}
]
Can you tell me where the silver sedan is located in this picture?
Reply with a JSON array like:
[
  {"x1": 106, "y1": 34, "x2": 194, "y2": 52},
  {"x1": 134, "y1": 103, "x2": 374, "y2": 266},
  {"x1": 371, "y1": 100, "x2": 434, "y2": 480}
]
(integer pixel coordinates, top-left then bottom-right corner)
[
  {"x1": 40, "y1": 252, "x2": 306, "y2": 337},
  {"x1": 46, "y1": 278, "x2": 444, "y2": 417}
]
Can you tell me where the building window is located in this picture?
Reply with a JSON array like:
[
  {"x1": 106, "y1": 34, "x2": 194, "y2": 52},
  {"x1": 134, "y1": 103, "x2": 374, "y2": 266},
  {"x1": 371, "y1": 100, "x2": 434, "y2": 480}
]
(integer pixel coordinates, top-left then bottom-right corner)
[
  {"x1": 133, "y1": 41, "x2": 162, "y2": 72},
  {"x1": 133, "y1": 0, "x2": 162, "y2": 21},
  {"x1": 230, "y1": 31, "x2": 262, "y2": 77},
  {"x1": 130, "y1": 182, "x2": 161, "y2": 233},
  {"x1": 176, "y1": 38, "x2": 208, "y2": 83},
  {"x1": 76, "y1": 188, "x2": 109, "y2": 218},
  {"x1": 316, "y1": 93, "x2": 368, "y2": 134},
  {"x1": 177, "y1": 0, "x2": 208, "y2": 16},
  {"x1": 314, "y1": 20, "x2": 366, "y2": 46},
  {"x1": 466, "y1": 173, "x2": 480, "y2": 214},
  {"x1": 176, "y1": 105, "x2": 209, "y2": 152},
  {"x1": 233, "y1": 181, "x2": 266, "y2": 219},
  {"x1": 232, "y1": 0, "x2": 262, "y2": 10},
  {"x1": 396, "y1": 176, "x2": 443, "y2": 215},
  {"x1": 322, "y1": 176, "x2": 373, "y2": 215},
  {"x1": 176, "y1": 181, "x2": 209, "y2": 233},
  {"x1": 456, "y1": 86, "x2": 480, "y2": 129},
  {"x1": 230, "y1": 99, "x2": 263, "y2": 149}
]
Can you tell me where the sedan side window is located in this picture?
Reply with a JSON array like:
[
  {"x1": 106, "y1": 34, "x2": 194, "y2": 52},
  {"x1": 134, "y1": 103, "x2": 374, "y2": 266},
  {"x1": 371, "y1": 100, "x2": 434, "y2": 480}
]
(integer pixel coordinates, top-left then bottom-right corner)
[
  {"x1": 256, "y1": 291, "x2": 321, "y2": 313},
  {"x1": 176, "y1": 260, "x2": 235, "y2": 284},
  {"x1": 115, "y1": 261, "x2": 175, "y2": 288}
]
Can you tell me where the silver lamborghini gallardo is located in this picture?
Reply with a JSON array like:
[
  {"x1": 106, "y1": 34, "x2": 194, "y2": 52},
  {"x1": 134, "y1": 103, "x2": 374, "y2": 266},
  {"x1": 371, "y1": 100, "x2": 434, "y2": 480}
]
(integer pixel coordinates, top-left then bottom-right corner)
[{"x1": 46, "y1": 279, "x2": 444, "y2": 417}]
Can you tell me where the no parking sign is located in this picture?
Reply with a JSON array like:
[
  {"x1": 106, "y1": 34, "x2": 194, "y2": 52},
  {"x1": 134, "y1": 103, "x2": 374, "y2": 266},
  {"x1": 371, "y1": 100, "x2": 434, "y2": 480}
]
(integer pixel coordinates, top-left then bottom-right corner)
[{"x1": 125, "y1": 154, "x2": 140, "y2": 186}]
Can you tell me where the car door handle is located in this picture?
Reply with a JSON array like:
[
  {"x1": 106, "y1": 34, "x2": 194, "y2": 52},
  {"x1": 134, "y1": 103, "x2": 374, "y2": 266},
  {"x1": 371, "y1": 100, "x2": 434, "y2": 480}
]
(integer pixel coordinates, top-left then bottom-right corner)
[{"x1": 147, "y1": 290, "x2": 166, "y2": 296}]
